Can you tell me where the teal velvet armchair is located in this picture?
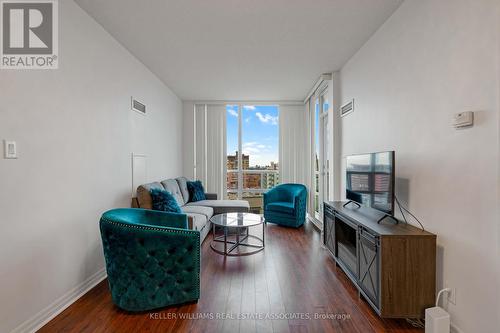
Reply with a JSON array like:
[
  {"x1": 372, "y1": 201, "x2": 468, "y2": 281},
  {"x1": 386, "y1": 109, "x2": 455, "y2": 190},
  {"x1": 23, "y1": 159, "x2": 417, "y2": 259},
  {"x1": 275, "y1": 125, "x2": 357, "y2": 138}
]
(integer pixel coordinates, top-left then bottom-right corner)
[
  {"x1": 99, "y1": 208, "x2": 200, "y2": 311},
  {"x1": 263, "y1": 183, "x2": 307, "y2": 228}
]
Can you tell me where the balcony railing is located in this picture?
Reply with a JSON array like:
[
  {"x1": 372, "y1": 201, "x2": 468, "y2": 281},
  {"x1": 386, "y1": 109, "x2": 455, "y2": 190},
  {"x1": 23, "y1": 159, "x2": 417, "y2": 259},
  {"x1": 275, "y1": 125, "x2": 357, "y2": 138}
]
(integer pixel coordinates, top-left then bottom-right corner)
[
  {"x1": 226, "y1": 170, "x2": 280, "y2": 213},
  {"x1": 226, "y1": 169, "x2": 280, "y2": 194}
]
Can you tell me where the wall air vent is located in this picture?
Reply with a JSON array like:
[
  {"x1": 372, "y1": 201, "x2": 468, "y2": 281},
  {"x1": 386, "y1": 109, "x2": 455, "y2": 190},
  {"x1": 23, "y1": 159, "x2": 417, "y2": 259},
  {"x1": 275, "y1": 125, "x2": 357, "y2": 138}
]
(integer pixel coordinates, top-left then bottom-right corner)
[
  {"x1": 131, "y1": 97, "x2": 146, "y2": 115},
  {"x1": 340, "y1": 99, "x2": 354, "y2": 117}
]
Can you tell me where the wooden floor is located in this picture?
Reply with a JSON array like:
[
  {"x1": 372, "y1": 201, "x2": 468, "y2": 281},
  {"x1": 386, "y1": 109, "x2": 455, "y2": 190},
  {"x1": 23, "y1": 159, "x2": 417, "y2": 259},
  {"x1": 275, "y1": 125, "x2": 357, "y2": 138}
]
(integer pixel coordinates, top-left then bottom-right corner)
[{"x1": 39, "y1": 222, "x2": 423, "y2": 333}]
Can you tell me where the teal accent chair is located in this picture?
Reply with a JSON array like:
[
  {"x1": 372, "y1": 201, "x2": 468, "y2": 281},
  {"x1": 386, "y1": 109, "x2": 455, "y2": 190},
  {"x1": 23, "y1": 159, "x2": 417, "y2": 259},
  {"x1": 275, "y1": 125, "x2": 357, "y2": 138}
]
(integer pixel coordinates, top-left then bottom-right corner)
[
  {"x1": 263, "y1": 184, "x2": 308, "y2": 228},
  {"x1": 99, "y1": 208, "x2": 200, "y2": 311}
]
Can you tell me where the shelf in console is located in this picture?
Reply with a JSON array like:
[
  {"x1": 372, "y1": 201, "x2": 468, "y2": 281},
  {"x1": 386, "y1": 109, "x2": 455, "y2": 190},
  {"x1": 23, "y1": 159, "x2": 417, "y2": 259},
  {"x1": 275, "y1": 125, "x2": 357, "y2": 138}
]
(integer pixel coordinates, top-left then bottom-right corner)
[{"x1": 325, "y1": 201, "x2": 433, "y2": 237}]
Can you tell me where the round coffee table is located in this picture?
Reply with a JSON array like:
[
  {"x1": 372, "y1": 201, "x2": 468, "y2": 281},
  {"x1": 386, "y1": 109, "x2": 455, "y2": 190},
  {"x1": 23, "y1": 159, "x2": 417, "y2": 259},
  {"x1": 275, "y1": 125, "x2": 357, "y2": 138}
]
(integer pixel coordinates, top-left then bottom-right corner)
[{"x1": 210, "y1": 212, "x2": 266, "y2": 256}]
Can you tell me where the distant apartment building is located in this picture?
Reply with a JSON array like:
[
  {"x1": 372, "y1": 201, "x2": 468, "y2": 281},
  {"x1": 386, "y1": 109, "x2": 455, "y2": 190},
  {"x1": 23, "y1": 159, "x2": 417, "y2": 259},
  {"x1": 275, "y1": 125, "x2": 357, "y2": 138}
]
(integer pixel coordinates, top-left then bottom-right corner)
[
  {"x1": 263, "y1": 171, "x2": 279, "y2": 189},
  {"x1": 227, "y1": 151, "x2": 249, "y2": 170},
  {"x1": 226, "y1": 170, "x2": 262, "y2": 192},
  {"x1": 244, "y1": 173, "x2": 261, "y2": 189},
  {"x1": 226, "y1": 153, "x2": 280, "y2": 213},
  {"x1": 227, "y1": 172, "x2": 238, "y2": 192}
]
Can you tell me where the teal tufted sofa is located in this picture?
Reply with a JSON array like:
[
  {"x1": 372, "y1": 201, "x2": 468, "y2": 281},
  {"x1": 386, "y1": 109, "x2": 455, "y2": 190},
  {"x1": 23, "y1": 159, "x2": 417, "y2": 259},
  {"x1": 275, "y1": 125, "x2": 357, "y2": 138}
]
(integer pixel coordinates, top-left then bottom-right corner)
[
  {"x1": 263, "y1": 183, "x2": 308, "y2": 228},
  {"x1": 99, "y1": 208, "x2": 200, "y2": 311}
]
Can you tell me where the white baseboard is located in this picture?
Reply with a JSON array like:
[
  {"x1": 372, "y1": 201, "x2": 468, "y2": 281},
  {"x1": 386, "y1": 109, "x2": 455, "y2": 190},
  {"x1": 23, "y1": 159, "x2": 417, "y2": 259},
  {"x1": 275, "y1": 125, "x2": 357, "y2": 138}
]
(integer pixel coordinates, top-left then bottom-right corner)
[{"x1": 11, "y1": 268, "x2": 107, "y2": 333}]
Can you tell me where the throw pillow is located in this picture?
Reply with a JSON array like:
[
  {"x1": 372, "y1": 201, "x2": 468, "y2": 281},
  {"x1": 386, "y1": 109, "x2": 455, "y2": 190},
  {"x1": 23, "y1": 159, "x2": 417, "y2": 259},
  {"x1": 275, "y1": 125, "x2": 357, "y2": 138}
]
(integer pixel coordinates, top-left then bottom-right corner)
[
  {"x1": 150, "y1": 188, "x2": 182, "y2": 213},
  {"x1": 187, "y1": 180, "x2": 206, "y2": 202}
]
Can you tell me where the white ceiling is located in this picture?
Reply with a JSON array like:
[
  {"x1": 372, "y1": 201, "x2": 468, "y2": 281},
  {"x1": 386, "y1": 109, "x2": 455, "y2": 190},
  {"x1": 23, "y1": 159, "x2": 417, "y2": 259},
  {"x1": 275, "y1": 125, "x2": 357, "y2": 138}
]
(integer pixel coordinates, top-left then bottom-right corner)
[{"x1": 75, "y1": 0, "x2": 403, "y2": 101}]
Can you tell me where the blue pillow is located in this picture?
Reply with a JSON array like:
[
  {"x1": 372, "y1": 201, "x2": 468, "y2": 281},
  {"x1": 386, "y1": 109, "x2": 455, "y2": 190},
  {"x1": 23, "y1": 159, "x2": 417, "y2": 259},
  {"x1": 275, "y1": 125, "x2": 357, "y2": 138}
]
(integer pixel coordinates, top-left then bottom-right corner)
[
  {"x1": 150, "y1": 188, "x2": 182, "y2": 213},
  {"x1": 187, "y1": 180, "x2": 206, "y2": 202}
]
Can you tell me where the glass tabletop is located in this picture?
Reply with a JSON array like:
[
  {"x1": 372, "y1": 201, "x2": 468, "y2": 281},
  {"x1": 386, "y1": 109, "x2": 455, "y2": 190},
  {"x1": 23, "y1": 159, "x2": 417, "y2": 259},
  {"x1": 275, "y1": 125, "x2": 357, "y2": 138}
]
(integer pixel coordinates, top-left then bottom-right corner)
[{"x1": 210, "y1": 212, "x2": 265, "y2": 228}]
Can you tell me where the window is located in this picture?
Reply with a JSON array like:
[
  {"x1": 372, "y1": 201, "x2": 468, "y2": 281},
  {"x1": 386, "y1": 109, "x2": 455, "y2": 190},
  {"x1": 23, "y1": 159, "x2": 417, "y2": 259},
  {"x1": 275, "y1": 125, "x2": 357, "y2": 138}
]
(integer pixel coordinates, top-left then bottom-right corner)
[
  {"x1": 312, "y1": 87, "x2": 330, "y2": 223},
  {"x1": 226, "y1": 105, "x2": 280, "y2": 213}
]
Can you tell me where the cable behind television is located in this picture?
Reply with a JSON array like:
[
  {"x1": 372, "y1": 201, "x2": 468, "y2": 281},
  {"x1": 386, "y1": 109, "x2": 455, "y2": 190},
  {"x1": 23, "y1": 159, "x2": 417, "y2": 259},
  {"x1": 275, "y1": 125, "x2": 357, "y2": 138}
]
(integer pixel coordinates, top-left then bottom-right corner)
[{"x1": 394, "y1": 196, "x2": 425, "y2": 231}]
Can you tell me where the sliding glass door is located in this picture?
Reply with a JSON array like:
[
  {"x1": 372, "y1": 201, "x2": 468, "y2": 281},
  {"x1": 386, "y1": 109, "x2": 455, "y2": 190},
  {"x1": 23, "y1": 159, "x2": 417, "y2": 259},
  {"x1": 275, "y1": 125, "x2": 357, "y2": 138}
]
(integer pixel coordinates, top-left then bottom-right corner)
[
  {"x1": 322, "y1": 93, "x2": 330, "y2": 207},
  {"x1": 226, "y1": 105, "x2": 280, "y2": 213},
  {"x1": 314, "y1": 99, "x2": 321, "y2": 219},
  {"x1": 313, "y1": 90, "x2": 330, "y2": 224}
]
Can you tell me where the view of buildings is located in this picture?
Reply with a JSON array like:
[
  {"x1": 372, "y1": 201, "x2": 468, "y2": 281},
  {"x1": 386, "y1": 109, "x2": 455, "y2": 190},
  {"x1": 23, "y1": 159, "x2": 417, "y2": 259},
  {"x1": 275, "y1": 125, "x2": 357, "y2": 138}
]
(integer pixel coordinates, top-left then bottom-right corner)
[{"x1": 226, "y1": 151, "x2": 279, "y2": 213}]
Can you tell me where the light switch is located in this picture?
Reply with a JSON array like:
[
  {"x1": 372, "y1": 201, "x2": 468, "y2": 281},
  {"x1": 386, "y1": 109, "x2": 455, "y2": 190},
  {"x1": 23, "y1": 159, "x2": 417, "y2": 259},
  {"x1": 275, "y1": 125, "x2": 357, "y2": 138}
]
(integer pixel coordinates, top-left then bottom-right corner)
[{"x1": 4, "y1": 140, "x2": 17, "y2": 159}]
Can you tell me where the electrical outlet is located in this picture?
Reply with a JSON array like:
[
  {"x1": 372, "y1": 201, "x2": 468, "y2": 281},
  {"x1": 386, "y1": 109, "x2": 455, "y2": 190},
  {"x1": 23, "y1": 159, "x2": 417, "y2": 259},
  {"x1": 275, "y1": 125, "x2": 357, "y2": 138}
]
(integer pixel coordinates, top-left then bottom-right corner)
[
  {"x1": 447, "y1": 287, "x2": 456, "y2": 305},
  {"x1": 443, "y1": 281, "x2": 457, "y2": 305}
]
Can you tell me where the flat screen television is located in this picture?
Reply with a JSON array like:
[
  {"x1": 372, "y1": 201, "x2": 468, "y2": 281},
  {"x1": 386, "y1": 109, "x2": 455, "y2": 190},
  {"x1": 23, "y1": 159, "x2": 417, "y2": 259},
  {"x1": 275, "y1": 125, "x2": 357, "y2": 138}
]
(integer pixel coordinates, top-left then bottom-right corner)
[{"x1": 345, "y1": 151, "x2": 395, "y2": 215}]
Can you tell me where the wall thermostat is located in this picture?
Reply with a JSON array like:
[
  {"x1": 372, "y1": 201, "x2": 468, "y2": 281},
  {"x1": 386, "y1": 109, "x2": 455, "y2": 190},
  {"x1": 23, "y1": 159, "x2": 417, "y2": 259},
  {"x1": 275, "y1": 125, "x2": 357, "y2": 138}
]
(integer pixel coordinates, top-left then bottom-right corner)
[{"x1": 452, "y1": 111, "x2": 474, "y2": 129}]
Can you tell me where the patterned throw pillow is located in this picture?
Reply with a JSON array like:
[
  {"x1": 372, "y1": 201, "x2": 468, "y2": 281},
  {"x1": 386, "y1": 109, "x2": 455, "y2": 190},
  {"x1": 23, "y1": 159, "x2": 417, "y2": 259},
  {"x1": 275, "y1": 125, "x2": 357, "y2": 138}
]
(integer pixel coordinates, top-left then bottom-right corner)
[
  {"x1": 187, "y1": 180, "x2": 206, "y2": 202},
  {"x1": 150, "y1": 188, "x2": 182, "y2": 213}
]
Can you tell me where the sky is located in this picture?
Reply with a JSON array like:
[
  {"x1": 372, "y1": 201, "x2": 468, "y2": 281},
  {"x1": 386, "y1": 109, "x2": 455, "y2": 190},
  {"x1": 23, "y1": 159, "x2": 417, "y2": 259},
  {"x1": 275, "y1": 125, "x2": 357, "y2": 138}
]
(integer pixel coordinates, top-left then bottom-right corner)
[{"x1": 226, "y1": 105, "x2": 279, "y2": 167}]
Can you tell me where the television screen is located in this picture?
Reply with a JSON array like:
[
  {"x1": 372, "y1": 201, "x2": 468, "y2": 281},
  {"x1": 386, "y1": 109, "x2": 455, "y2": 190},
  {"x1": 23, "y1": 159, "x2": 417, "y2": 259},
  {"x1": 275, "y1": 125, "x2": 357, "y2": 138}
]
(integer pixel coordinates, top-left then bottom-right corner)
[{"x1": 346, "y1": 151, "x2": 395, "y2": 214}]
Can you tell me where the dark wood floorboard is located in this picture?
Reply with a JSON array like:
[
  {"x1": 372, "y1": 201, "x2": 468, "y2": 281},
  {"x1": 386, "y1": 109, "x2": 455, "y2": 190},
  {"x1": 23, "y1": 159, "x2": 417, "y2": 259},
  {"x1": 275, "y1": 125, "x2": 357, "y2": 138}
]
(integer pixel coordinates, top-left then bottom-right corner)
[{"x1": 39, "y1": 222, "x2": 423, "y2": 333}]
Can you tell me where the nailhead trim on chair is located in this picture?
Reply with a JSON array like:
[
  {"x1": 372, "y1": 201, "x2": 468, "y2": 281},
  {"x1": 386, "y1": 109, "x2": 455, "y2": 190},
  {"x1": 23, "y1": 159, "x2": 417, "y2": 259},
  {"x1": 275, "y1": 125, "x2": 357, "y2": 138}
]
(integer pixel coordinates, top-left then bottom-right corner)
[{"x1": 101, "y1": 218, "x2": 201, "y2": 284}]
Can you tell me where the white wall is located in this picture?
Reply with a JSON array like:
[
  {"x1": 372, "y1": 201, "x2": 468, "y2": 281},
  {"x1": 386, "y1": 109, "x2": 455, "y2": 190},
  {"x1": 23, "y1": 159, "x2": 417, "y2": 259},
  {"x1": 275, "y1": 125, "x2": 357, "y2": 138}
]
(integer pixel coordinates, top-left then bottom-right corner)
[
  {"x1": 497, "y1": 1, "x2": 500, "y2": 320},
  {"x1": 339, "y1": 0, "x2": 499, "y2": 332},
  {"x1": 0, "y1": 1, "x2": 183, "y2": 332}
]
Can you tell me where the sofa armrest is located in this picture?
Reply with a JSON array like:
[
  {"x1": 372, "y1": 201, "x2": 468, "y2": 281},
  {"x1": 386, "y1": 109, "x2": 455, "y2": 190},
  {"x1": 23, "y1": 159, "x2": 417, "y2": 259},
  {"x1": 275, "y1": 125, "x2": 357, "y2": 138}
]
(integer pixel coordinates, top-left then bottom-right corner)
[
  {"x1": 187, "y1": 215, "x2": 194, "y2": 230},
  {"x1": 205, "y1": 192, "x2": 218, "y2": 200},
  {"x1": 131, "y1": 197, "x2": 139, "y2": 208}
]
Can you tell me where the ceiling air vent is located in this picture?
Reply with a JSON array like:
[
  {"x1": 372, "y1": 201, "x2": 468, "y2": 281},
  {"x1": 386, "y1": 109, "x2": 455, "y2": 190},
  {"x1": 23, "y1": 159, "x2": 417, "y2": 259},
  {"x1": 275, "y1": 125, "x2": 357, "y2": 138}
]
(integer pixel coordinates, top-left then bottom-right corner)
[
  {"x1": 340, "y1": 99, "x2": 354, "y2": 117},
  {"x1": 131, "y1": 97, "x2": 146, "y2": 115}
]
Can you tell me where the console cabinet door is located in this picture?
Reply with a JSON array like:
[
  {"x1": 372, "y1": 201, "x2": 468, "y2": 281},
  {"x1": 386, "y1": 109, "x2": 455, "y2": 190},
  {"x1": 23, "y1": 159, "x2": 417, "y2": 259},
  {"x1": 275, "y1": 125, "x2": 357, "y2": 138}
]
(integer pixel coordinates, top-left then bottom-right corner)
[
  {"x1": 358, "y1": 229, "x2": 380, "y2": 309},
  {"x1": 324, "y1": 204, "x2": 335, "y2": 255}
]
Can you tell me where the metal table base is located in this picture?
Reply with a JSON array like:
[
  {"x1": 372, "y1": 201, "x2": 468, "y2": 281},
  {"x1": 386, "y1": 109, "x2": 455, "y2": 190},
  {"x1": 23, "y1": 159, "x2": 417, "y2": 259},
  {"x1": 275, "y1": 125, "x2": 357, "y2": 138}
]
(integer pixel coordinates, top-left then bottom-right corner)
[{"x1": 210, "y1": 222, "x2": 265, "y2": 256}]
